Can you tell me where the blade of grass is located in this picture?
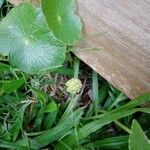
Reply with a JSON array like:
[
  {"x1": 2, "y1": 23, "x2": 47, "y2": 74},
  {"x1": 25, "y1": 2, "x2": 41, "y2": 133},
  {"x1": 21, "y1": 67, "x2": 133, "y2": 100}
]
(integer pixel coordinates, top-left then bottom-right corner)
[
  {"x1": 0, "y1": 62, "x2": 9, "y2": 73},
  {"x1": 11, "y1": 103, "x2": 30, "y2": 142},
  {"x1": 84, "y1": 135, "x2": 128, "y2": 149},
  {"x1": 57, "y1": 107, "x2": 150, "y2": 148},
  {"x1": 54, "y1": 68, "x2": 74, "y2": 77},
  {"x1": 92, "y1": 70, "x2": 99, "y2": 114},
  {"x1": 108, "y1": 93, "x2": 127, "y2": 111},
  {"x1": 74, "y1": 57, "x2": 80, "y2": 79},
  {"x1": 1, "y1": 77, "x2": 26, "y2": 94},
  {"x1": 60, "y1": 95, "x2": 79, "y2": 121},
  {"x1": 0, "y1": 142, "x2": 24, "y2": 149},
  {"x1": 33, "y1": 110, "x2": 44, "y2": 131},
  {"x1": 43, "y1": 110, "x2": 58, "y2": 130},
  {"x1": 98, "y1": 81, "x2": 109, "y2": 104},
  {"x1": 31, "y1": 108, "x2": 83, "y2": 149},
  {"x1": 108, "y1": 92, "x2": 150, "y2": 113}
]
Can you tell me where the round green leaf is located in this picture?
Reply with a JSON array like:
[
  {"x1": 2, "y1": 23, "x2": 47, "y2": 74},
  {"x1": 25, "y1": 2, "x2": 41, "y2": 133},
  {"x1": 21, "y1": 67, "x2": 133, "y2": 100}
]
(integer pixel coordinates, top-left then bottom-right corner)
[
  {"x1": 0, "y1": 3, "x2": 66, "y2": 74},
  {"x1": 41, "y1": 0, "x2": 82, "y2": 45}
]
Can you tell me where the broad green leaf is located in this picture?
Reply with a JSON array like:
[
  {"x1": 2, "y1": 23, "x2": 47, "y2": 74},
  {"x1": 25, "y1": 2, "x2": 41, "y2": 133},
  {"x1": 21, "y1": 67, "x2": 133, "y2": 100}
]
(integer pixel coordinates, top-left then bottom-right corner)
[
  {"x1": 129, "y1": 120, "x2": 150, "y2": 150},
  {"x1": 0, "y1": 0, "x2": 4, "y2": 8},
  {"x1": 0, "y1": 63, "x2": 10, "y2": 73},
  {"x1": 41, "y1": 0, "x2": 82, "y2": 45},
  {"x1": 0, "y1": 3, "x2": 66, "y2": 74},
  {"x1": 1, "y1": 77, "x2": 25, "y2": 94}
]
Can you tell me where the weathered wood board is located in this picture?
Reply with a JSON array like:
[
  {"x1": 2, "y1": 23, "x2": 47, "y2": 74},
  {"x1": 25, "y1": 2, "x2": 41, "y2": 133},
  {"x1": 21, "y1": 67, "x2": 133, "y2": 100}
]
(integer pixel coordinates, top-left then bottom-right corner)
[
  {"x1": 9, "y1": 0, "x2": 40, "y2": 6},
  {"x1": 75, "y1": 0, "x2": 150, "y2": 99},
  {"x1": 8, "y1": 0, "x2": 150, "y2": 99}
]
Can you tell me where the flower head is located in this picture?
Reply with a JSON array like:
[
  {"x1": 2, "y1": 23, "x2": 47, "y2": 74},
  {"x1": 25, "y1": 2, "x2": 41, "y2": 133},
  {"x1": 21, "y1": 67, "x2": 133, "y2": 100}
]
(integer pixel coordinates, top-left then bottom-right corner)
[{"x1": 66, "y1": 78, "x2": 82, "y2": 94}]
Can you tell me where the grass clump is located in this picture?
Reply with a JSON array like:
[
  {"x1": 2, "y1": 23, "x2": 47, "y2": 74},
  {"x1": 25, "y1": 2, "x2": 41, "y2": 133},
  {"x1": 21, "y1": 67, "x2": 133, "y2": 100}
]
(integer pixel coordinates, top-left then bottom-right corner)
[{"x1": 0, "y1": 56, "x2": 150, "y2": 149}]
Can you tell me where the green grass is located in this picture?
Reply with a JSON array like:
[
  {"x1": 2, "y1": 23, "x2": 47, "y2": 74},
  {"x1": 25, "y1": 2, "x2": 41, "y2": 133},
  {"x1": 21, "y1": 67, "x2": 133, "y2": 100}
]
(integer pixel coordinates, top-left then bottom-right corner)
[{"x1": 0, "y1": 54, "x2": 150, "y2": 149}]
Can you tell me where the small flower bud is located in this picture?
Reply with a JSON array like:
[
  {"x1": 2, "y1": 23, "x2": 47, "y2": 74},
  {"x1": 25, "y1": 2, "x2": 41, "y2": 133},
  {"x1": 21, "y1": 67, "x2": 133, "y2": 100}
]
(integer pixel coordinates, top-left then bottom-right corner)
[{"x1": 66, "y1": 78, "x2": 82, "y2": 94}]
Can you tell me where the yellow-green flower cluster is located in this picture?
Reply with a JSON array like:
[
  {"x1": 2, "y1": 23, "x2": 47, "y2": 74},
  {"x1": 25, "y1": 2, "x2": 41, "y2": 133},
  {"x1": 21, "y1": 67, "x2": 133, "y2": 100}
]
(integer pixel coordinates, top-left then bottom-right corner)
[{"x1": 66, "y1": 78, "x2": 82, "y2": 94}]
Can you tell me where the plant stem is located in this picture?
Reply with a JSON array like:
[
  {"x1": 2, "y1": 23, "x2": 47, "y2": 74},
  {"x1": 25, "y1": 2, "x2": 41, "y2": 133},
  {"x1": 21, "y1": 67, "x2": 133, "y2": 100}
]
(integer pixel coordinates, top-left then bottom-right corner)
[
  {"x1": 102, "y1": 110, "x2": 132, "y2": 134},
  {"x1": 114, "y1": 120, "x2": 132, "y2": 134},
  {"x1": 92, "y1": 70, "x2": 99, "y2": 115},
  {"x1": 74, "y1": 57, "x2": 80, "y2": 79}
]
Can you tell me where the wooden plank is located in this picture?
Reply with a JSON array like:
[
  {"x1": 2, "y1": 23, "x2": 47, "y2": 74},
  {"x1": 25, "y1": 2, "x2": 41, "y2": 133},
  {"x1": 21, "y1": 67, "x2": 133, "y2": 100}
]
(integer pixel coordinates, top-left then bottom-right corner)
[
  {"x1": 8, "y1": 0, "x2": 150, "y2": 99},
  {"x1": 9, "y1": 0, "x2": 40, "y2": 6},
  {"x1": 75, "y1": 0, "x2": 150, "y2": 99}
]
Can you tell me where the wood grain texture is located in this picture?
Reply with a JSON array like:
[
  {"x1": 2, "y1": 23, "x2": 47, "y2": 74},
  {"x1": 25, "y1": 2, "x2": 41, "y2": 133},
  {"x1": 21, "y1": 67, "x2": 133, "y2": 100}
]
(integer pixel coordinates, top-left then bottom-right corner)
[
  {"x1": 9, "y1": 0, "x2": 40, "y2": 6},
  {"x1": 8, "y1": 0, "x2": 150, "y2": 99},
  {"x1": 75, "y1": 0, "x2": 150, "y2": 99}
]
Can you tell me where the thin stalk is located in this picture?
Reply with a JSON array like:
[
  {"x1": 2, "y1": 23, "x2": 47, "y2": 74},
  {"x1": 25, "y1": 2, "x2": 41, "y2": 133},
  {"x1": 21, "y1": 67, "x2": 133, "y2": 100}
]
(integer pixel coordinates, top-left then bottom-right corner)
[
  {"x1": 114, "y1": 120, "x2": 132, "y2": 134},
  {"x1": 92, "y1": 70, "x2": 99, "y2": 115},
  {"x1": 74, "y1": 126, "x2": 79, "y2": 145},
  {"x1": 74, "y1": 57, "x2": 80, "y2": 79},
  {"x1": 102, "y1": 110, "x2": 131, "y2": 134}
]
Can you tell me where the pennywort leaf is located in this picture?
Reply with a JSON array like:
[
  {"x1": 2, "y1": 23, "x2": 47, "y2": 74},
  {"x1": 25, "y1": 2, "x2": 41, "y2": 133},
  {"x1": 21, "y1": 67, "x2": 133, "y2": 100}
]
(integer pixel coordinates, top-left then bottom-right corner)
[
  {"x1": 0, "y1": 3, "x2": 66, "y2": 74},
  {"x1": 41, "y1": 0, "x2": 82, "y2": 45}
]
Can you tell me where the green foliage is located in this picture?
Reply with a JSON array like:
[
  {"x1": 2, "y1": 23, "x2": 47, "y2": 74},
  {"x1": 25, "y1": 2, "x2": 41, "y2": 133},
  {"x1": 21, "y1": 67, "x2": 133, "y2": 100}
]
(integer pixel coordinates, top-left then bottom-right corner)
[
  {"x1": 0, "y1": 3, "x2": 66, "y2": 74},
  {"x1": 0, "y1": 0, "x2": 82, "y2": 74},
  {"x1": 129, "y1": 120, "x2": 150, "y2": 150},
  {"x1": 0, "y1": 67, "x2": 149, "y2": 149},
  {"x1": 86, "y1": 135, "x2": 128, "y2": 149},
  {"x1": 0, "y1": 1, "x2": 149, "y2": 150},
  {"x1": 31, "y1": 108, "x2": 83, "y2": 149},
  {"x1": 56, "y1": 93, "x2": 150, "y2": 148},
  {"x1": 44, "y1": 100, "x2": 58, "y2": 113},
  {"x1": 10, "y1": 103, "x2": 29, "y2": 142},
  {"x1": 0, "y1": 77, "x2": 25, "y2": 94},
  {"x1": 41, "y1": 0, "x2": 82, "y2": 45}
]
